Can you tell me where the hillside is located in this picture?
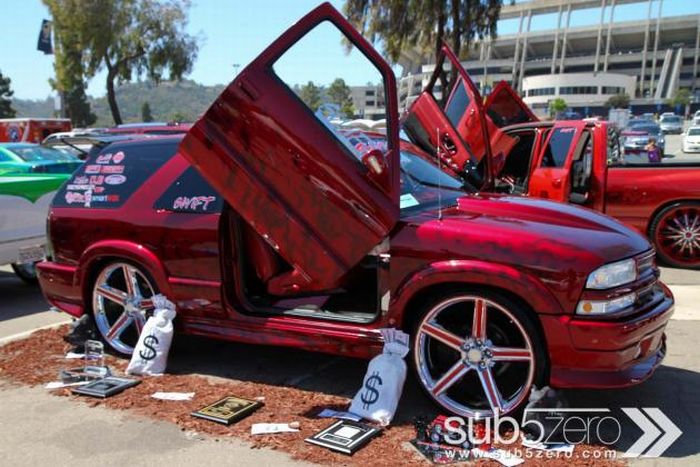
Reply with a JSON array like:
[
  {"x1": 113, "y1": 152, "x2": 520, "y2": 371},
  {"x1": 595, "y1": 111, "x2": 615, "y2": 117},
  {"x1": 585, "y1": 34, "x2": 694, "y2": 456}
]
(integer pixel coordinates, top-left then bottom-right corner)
[{"x1": 12, "y1": 80, "x2": 226, "y2": 126}]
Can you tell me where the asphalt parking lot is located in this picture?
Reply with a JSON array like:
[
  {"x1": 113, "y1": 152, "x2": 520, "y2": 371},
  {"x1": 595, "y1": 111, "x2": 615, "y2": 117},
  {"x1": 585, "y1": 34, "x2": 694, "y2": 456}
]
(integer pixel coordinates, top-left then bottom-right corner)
[{"x1": 0, "y1": 132, "x2": 698, "y2": 466}]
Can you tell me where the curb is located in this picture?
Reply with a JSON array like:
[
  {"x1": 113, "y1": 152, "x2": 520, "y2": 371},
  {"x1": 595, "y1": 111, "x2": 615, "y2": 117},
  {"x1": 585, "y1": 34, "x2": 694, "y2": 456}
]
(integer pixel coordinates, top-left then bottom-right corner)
[{"x1": 0, "y1": 319, "x2": 72, "y2": 347}]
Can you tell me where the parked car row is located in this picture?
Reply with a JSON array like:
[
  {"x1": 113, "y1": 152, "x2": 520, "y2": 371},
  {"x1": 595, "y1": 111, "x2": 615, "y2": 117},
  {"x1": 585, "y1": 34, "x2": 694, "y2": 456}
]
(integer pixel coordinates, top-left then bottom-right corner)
[{"x1": 34, "y1": 4, "x2": 674, "y2": 420}]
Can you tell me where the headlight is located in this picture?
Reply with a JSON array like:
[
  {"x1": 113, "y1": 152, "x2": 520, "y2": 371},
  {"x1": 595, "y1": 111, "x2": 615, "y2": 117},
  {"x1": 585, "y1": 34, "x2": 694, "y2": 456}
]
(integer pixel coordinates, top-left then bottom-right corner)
[
  {"x1": 576, "y1": 293, "x2": 636, "y2": 316},
  {"x1": 585, "y1": 258, "x2": 636, "y2": 289}
]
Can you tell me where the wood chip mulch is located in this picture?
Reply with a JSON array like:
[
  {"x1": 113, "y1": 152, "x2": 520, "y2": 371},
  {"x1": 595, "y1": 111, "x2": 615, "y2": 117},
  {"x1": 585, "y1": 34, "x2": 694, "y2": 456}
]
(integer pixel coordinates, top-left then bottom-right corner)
[{"x1": 0, "y1": 326, "x2": 624, "y2": 467}]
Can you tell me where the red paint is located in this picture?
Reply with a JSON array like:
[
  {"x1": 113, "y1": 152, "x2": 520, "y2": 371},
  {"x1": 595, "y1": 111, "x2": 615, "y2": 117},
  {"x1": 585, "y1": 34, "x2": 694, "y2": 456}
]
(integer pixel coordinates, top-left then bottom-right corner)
[{"x1": 38, "y1": 3, "x2": 673, "y2": 395}]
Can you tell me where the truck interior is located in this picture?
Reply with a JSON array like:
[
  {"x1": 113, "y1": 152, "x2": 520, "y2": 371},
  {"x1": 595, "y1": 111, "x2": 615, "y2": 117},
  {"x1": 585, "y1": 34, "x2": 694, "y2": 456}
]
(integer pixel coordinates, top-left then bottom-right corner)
[
  {"x1": 221, "y1": 208, "x2": 383, "y2": 324},
  {"x1": 493, "y1": 130, "x2": 537, "y2": 194}
]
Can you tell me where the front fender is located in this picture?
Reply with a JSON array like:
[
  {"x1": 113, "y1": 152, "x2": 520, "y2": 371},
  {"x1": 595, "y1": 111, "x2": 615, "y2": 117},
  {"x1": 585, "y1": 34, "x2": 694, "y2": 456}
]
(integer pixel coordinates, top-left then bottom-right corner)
[
  {"x1": 76, "y1": 240, "x2": 173, "y2": 298},
  {"x1": 391, "y1": 259, "x2": 565, "y2": 327}
]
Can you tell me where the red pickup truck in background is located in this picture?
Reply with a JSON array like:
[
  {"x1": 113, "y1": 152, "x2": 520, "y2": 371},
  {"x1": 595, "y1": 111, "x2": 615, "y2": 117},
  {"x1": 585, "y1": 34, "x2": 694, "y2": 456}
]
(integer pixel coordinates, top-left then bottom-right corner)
[{"x1": 404, "y1": 46, "x2": 700, "y2": 269}]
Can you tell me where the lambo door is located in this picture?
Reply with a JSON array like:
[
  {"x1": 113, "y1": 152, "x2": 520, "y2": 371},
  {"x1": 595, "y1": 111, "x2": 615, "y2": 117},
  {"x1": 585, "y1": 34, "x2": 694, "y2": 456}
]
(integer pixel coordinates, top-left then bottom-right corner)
[
  {"x1": 483, "y1": 81, "x2": 539, "y2": 174},
  {"x1": 403, "y1": 44, "x2": 492, "y2": 188},
  {"x1": 528, "y1": 122, "x2": 587, "y2": 202},
  {"x1": 179, "y1": 3, "x2": 400, "y2": 295}
]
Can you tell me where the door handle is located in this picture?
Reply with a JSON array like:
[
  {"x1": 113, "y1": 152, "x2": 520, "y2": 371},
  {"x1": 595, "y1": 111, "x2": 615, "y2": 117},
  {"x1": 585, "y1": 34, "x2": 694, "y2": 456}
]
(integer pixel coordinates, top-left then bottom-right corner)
[
  {"x1": 440, "y1": 133, "x2": 457, "y2": 154},
  {"x1": 552, "y1": 178, "x2": 562, "y2": 188}
]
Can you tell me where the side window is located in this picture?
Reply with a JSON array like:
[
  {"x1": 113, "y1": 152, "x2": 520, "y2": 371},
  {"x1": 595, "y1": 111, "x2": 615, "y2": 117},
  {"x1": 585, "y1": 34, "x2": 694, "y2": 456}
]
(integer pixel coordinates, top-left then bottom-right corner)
[
  {"x1": 444, "y1": 79, "x2": 470, "y2": 129},
  {"x1": 272, "y1": 21, "x2": 389, "y2": 162},
  {"x1": 540, "y1": 127, "x2": 576, "y2": 168},
  {"x1": 154, "y1": 167, "x2": 223, "y2": 214},
  {"x1": 0, "y1": 151, "x2": 12, "y2": 162},
  {"x1": 570, "y1": 131, "x2": 593, "y2": 203},
  {"x1": 52, "y1": 141, "x2": 176, "y2": 209}
]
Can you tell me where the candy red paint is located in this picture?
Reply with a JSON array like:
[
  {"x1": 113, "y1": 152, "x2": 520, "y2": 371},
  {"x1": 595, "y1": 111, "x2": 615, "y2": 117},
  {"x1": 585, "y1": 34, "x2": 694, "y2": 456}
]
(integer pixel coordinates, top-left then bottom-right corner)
[{"x1": 39, "y1": 3, "x2": 672, "y2": 398}]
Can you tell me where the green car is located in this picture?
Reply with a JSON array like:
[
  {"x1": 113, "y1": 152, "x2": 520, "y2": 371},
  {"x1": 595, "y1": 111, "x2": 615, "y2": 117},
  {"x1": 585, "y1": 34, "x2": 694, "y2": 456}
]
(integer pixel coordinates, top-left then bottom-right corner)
[
  {"x1": 0, "y1": 143, "x2": 83, "y2": 175},
  {"x1": 0, "y1": 173, "x2": 70, "y2": 283}
]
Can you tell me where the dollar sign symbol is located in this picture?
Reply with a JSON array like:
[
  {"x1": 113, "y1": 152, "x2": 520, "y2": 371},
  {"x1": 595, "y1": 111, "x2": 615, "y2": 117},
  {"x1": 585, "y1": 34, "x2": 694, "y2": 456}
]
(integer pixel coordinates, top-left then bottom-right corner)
[
  {"x1": 139, "y1": 335, "x2": 159, "y2": 361},
  {"x1": 360, "y1": 371, "x2": 382, "y2": 410}
]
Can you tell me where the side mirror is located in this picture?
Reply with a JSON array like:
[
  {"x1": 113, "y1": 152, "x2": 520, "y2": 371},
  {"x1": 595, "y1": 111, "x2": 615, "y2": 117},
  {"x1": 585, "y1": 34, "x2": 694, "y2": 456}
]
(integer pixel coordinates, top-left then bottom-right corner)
[{"x1": 361, "y1": 148, "x2": 387, "y2": 176}]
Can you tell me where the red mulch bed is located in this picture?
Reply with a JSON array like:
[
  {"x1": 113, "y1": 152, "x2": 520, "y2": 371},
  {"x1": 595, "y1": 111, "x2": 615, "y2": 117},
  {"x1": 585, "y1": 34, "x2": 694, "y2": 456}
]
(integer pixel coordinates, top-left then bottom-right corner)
[{"x1": 0, "y1": 326, "x2": 623, "y2": 466}]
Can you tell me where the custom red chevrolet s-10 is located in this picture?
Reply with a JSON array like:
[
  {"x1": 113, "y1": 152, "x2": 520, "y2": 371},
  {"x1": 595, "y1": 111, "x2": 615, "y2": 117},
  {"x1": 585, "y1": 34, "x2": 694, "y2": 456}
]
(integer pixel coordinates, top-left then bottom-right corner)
[{"x1": 38, "y1": 3, "x2": 673, "y2": 418}]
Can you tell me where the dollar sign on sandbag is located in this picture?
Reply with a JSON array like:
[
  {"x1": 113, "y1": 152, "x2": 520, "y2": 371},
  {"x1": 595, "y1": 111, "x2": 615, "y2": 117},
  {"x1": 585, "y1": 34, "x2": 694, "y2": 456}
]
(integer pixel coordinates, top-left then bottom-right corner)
[
  {"x1": 360, "y1": 371, "x2": 382, "y2": 410},
  {"x1": 139, "y1": 335, "x2": 159, "y2": 361}
]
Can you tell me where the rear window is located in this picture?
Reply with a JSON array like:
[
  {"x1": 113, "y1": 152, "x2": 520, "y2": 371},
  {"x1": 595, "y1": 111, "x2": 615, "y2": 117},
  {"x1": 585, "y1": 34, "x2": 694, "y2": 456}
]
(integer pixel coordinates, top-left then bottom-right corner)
[{"x1": 53, "y1": 140, "x2": 176, "y2": 209}]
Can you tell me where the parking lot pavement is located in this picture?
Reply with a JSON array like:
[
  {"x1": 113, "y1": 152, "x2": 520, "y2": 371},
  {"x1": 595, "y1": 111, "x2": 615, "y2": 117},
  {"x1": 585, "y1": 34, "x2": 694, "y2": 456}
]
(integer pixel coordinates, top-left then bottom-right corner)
[
  {"x1": 0, "y1": 383, "x2": 310, "y2": 467},
  {"x1": 662, "y1": 124, "x2": 700, "y2": 163},
  {"x1": 0, "y1": 265, "x2": 70, "y2": 342}
]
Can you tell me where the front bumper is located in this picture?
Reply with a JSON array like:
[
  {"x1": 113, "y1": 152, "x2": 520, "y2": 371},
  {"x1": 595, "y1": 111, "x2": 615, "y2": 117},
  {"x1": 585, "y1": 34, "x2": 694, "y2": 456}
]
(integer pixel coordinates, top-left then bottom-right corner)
[
  {"x1": 541, "y1": 284, "x2": 673, "y2": 389},
  {"x1": 36, "y1": 260, "x2": 83, "y2": 317}
]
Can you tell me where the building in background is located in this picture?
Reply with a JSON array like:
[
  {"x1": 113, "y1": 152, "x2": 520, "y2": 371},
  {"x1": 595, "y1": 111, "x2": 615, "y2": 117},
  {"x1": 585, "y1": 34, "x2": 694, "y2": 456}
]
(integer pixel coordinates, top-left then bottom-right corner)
[
  {"x1": 398, "y1": 0, "x2": 700, "y2": 117},
  {"x1": 349, "y1": 84, "x2": 386, "y2": 120}
]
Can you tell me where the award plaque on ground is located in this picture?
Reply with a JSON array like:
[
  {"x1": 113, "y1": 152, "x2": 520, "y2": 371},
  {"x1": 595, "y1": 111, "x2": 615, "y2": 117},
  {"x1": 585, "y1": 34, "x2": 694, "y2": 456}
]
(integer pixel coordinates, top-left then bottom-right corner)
[
  {"x1": 191, "y1": 396, "x2": 263, "y2": 425},
  {"x1": 305, "y1": 420, "x2": 380, "y2": 455},
  {"x1": 71, "y1": 376, "x2": 140, "y2": 398}
]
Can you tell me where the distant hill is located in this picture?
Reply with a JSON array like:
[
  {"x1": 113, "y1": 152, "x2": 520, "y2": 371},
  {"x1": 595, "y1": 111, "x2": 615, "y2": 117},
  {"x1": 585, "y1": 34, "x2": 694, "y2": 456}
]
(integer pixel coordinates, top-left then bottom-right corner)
[{"x1": 12, "y1": 80, "x2": 226, "y2": 126}]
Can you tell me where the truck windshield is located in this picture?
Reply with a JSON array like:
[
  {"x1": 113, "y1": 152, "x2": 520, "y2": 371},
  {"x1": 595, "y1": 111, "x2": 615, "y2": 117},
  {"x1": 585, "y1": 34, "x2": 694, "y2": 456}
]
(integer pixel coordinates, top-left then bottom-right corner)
[{"x1": 399, "y1": 149, "x2": 466, "y2": 211}]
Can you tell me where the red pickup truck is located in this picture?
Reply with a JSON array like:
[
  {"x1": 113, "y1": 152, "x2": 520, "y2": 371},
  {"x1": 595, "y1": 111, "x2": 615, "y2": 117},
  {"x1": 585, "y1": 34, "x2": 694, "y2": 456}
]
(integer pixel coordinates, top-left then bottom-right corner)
[{"x1": 404, "y1": 46, "x2": 700, "y2": 269}]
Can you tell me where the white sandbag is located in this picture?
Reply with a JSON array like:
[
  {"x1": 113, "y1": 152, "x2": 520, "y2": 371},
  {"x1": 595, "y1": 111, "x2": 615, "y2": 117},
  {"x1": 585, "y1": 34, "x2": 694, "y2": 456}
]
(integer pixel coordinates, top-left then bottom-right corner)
[
  {"x1": 349, "y1": 328, "x2": 410, "y2": 425},
  {"x1": 126, "y1": 295, "x2": 176, "y2": 376}
]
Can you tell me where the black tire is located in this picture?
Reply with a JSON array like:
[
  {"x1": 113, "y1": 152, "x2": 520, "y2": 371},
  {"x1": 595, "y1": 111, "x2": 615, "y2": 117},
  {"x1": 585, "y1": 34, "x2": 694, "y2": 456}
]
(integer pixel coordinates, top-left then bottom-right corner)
[
  {"x1": 409, "y1": 287, "x2": 547, "y2": 418},
  {"x1": 11, "y1": 262, "x2": 38, "y2": 284}
]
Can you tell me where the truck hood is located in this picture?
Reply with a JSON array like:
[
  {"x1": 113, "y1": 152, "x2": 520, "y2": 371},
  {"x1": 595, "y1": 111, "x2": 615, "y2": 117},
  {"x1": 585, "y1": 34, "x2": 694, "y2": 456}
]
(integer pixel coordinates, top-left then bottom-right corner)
[{"x1": 406, "y1": 193, "x2": 651, "y2": 274}]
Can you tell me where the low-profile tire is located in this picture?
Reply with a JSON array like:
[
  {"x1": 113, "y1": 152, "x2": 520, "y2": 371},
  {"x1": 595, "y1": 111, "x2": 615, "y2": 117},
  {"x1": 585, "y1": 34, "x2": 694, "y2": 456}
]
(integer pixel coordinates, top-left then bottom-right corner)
[
  {"x1": 90, "y1": 261, "x2": 158, "y2": 355},
  {"x1": 410, "y1": 288, "x2": 547, "y2": 418},
  {"x1": 11, "y1": 262, "x2": 38, "y2": 284},
  {"x1": 650, "y1": 202, "x2": 700, "y2": 269}
]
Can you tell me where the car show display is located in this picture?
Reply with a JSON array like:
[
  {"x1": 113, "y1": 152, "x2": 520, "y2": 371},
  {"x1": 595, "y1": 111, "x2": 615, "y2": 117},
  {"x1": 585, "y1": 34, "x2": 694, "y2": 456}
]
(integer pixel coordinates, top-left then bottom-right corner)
[
  {"x1": 349, "y1": 328, "x2": 409, "y2": 425},
  {"x1": 191, "y1": 396, "x2": 264, "y2": 425},
  {"x1": 126, "y1": 294, "x2": 177, "y2": 376},
  {"x1": 4, "y1": 1, "x2": 698, "y2": 465},
  {"x1": 35, "y1": 2, "x2": 673, "y2": 422},
  {"x1": 305, "y1": 419, "x2": 381, "y2": 455}
]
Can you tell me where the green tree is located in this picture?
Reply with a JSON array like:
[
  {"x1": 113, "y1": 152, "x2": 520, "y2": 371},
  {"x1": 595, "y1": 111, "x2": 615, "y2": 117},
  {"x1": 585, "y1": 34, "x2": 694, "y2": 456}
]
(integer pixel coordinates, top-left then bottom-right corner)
[
  {"x1": 605, "y1": 93, "x2": 630, "y2": 109},
  {"x1": 667, "y1": 88, "x2": 691, "y2": 107},
  {"x1": 298, "y1": 81, "x2": 323, "y2": 111},
  {"x1": 549, "y1": 97, "x2": 567, "y2": 118},
  {"x1": 44, "y1": 0, "x2": 200, "y2": 125},
  {"x1": 141, "y1": 101, "x2": 154, "y2": 122},
  {"x1": 170, "y1": 111, "x2": 189, "y2": 123},
  {"x1": 344, "y1": 0, "x2": 503, "y2": 97},
  {"x1": 327, "y1": 78, "x2": 355, "y2": 118},
  {"x1": 0, "y1": 70, "x2": 16, "y2": 118}
]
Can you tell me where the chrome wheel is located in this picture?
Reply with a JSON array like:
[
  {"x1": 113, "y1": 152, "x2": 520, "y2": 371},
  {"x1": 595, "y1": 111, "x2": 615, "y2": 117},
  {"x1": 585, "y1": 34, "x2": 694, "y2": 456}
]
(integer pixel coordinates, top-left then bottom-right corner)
[
  {"x1": 414, "y1": 295, "x2": 536, "y2": 418},
  {"x1": 653, "y1": 203, "x2": 700, "y2": 269},
  {"x1": 92, "y1": 262, "x2": 156, "y2": 355}
]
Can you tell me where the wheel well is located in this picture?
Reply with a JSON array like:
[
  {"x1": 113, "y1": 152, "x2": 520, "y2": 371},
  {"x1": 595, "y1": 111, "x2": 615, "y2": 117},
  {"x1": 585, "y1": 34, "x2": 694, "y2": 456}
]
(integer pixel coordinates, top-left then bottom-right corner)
[
  {"x1": 82, "y1": 256, "x2": 116, "y2": 314},
  {"x1": 400, "y1": 281, "x2": 551, "y2": 381},
  {"x1": 647, "y1": 199, "x2": 700, "y2": 237}
]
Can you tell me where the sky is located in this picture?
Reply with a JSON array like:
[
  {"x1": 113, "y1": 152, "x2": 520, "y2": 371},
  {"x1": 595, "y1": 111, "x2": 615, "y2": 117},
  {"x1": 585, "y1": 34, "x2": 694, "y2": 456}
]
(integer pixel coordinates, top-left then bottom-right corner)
[{"x1": 1, "y1": 0, "x2": 699, "y2": 101}]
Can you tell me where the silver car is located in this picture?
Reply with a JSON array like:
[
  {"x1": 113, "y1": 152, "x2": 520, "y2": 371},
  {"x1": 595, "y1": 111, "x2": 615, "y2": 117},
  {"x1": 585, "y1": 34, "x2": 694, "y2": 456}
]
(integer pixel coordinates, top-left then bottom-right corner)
[{"x1": 659, "y1": 114, "x2": 683, "y2": 134}]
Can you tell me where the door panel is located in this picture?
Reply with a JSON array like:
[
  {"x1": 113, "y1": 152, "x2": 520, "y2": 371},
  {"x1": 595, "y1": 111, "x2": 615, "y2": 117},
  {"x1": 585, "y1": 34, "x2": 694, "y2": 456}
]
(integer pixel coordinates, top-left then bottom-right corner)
[
  {"x1": 484, "y1": 81, "x2": 540, "y2": 175},
  {"x1": 528, "y1": 123, "x2": 585, "y2": 202},
  {"x1": 178, "y1": 3, "x2": 400, "y2": 295},
  {"x1": 404, "y1": 44, "x2": 492, "y2": 187}
]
